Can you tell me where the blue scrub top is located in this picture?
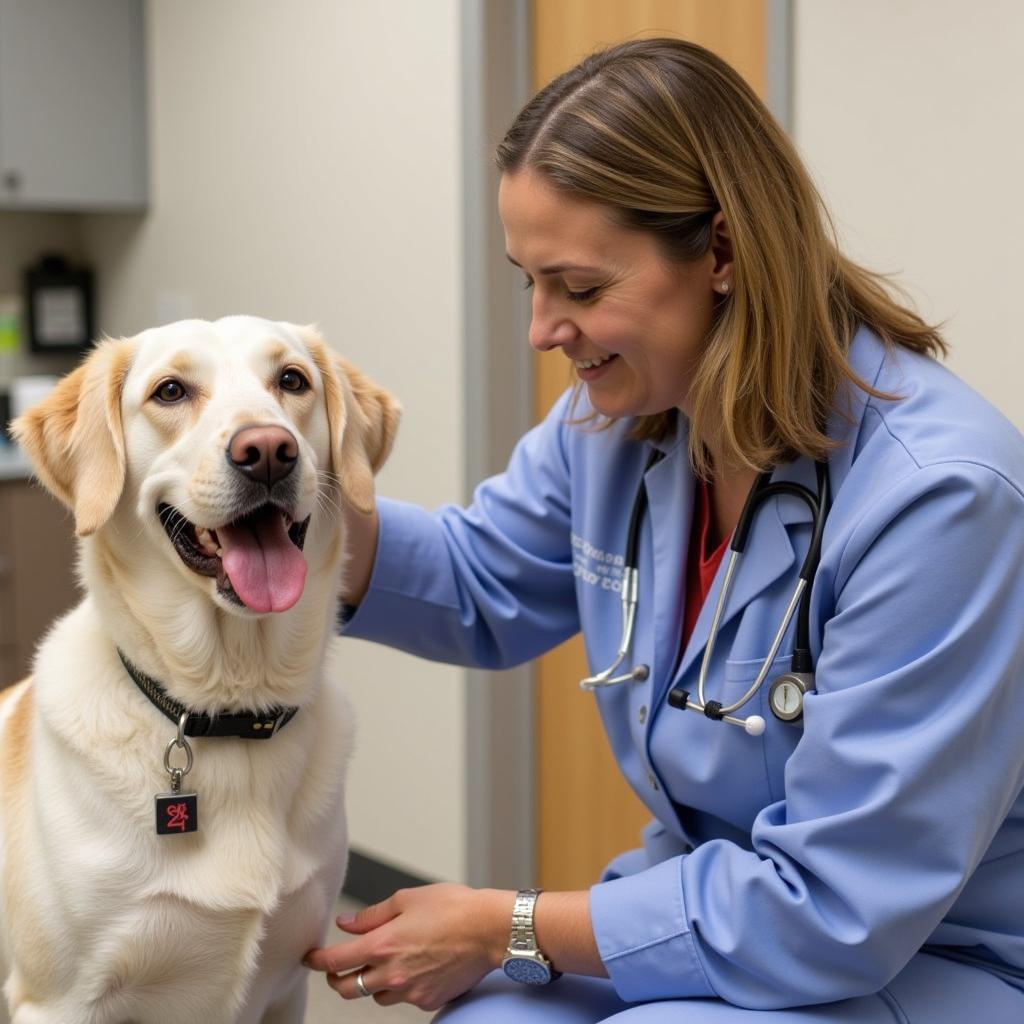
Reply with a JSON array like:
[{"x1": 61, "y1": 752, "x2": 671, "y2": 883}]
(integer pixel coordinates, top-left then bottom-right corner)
[{"x1": 342, "y1": 326, "x2": 1024, "y2": 1009}]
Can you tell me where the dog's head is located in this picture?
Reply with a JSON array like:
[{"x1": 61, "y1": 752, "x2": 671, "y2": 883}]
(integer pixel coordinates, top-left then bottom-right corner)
[{"x1": 12, "y1": 316, "x2": 399, "y2": 616}]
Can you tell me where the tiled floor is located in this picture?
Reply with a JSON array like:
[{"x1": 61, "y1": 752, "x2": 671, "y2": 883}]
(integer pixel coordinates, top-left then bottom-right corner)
[{"x1": 304, "y1": 896, "x2": 434, "y2": 1023}]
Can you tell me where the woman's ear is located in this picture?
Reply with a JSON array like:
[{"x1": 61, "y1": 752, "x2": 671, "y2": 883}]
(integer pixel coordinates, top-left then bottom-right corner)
[
  {"x1": 301, "y1": 328, "x2": 401, "y2": 515},
  {"x1": 709, "y1": 210, "x2": 734, "y2": 290},
  {"x1": 11, "y1": 338, "x2": 134, "y2": 537}
]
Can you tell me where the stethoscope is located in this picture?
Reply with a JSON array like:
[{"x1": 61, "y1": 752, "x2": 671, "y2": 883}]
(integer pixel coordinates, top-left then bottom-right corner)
[{"x1": 580, "y1": 452, "x2": 831, "y2": 737}]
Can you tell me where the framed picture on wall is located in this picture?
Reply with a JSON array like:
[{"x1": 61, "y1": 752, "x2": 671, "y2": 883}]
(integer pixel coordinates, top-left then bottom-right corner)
[{"x1": 25, "y1": 255, "x2": 95, "y2": 353}]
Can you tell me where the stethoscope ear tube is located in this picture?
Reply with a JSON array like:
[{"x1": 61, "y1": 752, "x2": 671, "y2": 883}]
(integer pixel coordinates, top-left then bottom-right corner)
[
  {"x1": 579, "y1": 569, "x2": 650, "y2": 689},
  {"x1": 667, "y1": 685, "x2": 766, "y2": 735},
  {"x1": 579, "y1": 450, "x2": 663, "y2": 691}
]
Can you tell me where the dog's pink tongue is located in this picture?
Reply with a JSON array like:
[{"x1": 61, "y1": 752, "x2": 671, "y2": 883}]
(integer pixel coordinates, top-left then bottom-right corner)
[{"x1": 218, "y1": 508, "x2": 307, "y2": 613}]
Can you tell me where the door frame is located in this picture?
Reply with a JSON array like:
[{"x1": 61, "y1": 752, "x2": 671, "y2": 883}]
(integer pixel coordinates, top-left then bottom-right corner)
[{"x1": 460, "y1": 0, "x2": 536, "y2": 888}]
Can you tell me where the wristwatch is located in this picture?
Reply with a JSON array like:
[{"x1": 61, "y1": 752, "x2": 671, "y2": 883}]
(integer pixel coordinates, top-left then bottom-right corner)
[{"x1": 501, "y1": 889, "x2": 561, "y2": 985}]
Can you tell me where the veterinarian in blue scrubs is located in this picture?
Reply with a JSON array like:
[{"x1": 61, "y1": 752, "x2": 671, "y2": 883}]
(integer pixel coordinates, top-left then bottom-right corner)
[{"x1": 305, "y1": 39, "x2": 1024, "y2": 1021}]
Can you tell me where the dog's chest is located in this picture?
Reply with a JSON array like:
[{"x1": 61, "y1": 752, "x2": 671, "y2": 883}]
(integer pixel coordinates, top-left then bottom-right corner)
[
  {"x1": 9, "y1": 607, "x2": 356, "y2": 1020},
  {"x1": 143, "y1": 742, "x2": 347, "y2": 908},
  {"x1": 79, "y1": 853, "x2": 345, "y2": 1024},
  {"x1": 26, "y1": 744, "x2": 350, "y2": 1021},
  {"x1": 15, "y1": 650, "x2": 353, "y2": 1020}
]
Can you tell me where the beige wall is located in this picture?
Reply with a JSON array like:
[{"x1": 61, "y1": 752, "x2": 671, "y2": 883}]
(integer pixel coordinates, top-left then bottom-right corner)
[
  {"x1": 81, "y1": 0, "x2": 468, "y2": 882},
  {"x1": 793, "y1": 0, "x2": 1024, "y2": 426}
]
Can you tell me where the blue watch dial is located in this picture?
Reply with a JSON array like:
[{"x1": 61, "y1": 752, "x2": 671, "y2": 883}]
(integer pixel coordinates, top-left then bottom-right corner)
[{"x1": 502, "y1": 957, "x2": 551, "y2": 985}]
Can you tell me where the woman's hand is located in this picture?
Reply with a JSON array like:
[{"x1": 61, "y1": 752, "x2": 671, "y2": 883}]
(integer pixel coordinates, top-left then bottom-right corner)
[
  {"x1": 339, "y1": 503, "x2": 379, "y2": 606},
  {"x1": 304, "y1": 883, "x2": 515, "y2": 1011}
]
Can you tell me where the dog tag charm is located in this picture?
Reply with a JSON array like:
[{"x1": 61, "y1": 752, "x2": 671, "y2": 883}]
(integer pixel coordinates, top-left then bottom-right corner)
[{"x1": 156, "y1": 768, "x2": 198, "y2": 835}]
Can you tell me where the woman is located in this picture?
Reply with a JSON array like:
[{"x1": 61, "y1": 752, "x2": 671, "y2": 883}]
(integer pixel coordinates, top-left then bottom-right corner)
[{"x1": 304, "y1": 39, "x2": 1024, "y2": 1021}]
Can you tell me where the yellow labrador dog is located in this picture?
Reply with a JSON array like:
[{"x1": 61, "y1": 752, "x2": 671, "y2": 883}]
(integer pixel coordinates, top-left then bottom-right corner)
[{"x1": 1, "y1": 316, "x2": 398, "y2": 1023}]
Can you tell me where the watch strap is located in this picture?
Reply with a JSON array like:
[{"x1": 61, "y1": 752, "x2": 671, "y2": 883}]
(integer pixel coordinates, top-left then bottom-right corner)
[{"x1": 508, "y1": 888, "x2": 542, "y2": 951}]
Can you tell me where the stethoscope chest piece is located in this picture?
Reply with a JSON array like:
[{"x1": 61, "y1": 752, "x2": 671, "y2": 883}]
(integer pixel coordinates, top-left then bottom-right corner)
[{"x1": 768, "y1": 672, "x2": 812, "y2": 723}]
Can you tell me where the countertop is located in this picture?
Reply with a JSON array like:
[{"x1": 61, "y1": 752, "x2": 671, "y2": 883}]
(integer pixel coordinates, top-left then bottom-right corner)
[{"x1": 0, "y1": 444, "x2": 32, "y2": 481}]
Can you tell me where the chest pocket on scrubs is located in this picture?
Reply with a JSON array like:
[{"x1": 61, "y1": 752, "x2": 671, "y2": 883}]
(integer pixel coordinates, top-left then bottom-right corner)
[
  {"x1": 651, "y1": 651, "x2": 791, "y2": 829},
  {"x1": 724, "y1": 653, "x2": 803, "y2": 804}
]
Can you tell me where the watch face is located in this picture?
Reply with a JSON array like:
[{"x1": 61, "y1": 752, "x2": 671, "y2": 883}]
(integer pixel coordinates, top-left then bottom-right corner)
[{"x1": 502, "y1": 956, "x2": 551, "y2": 985}]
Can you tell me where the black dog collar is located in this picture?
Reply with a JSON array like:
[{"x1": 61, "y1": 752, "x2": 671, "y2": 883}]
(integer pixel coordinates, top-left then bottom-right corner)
[{"x1": 117, "y1": 649, "x2": 299, "y2": 740}]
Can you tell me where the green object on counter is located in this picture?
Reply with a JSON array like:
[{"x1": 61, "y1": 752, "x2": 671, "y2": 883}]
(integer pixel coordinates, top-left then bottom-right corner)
[{"x1": 0, "y1": 298, "x2": 19, "y2": 352}]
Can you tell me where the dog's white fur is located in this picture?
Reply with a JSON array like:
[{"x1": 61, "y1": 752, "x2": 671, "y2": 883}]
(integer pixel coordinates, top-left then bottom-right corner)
[{"x1": 0, "y1": 316, "x2": 399, "y2": 1023}]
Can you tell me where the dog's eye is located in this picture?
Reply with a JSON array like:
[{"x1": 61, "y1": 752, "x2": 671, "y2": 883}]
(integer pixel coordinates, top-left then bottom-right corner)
[
  {"x1": 153, "y1": 379, "x2": 187, "y2": 404},
  {"x1": 279, "y1": 369, "x2": 310, "y2": 393}
]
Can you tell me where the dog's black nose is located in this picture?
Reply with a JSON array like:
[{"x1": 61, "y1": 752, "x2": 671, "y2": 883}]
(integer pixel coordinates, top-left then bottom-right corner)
[{"x1": 227, "y1": 425, "x2": 298, "y2": 487}]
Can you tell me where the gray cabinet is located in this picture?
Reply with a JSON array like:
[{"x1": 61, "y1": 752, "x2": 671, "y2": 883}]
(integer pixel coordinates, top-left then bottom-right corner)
[
  {"x1": 0, "y1": 478, "x2": 79, "y2": 688},
  {"x1": 0, "y1": 0, "x2": 147, "y2": 211}
]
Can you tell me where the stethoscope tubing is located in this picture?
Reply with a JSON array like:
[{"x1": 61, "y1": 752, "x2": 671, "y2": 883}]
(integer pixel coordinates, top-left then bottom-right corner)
[
  {"x1": 696, "y1": 463, "x2": 829, "y2": 715},
  {"x1": 579, "y1": 566, "x2": 648, "y2": 688},
  {"x1": 580, "y1": 453, "x2": 831, "y2": 731},
  {"x1": 579, "y1": 451, "x2": 661, "y2": 690},
  {"x1": 696, "y1": 568, "x2": 807, "y2": 715}
]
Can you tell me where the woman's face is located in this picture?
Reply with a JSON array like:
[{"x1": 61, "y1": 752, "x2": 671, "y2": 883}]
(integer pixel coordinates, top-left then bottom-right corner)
[{"x1": 499, "y1": 169, "x2": 730, "y2": 419}]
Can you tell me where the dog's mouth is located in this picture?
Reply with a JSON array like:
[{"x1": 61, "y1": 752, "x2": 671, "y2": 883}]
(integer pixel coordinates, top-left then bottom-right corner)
[{"x1": 157, "y1": 503, "x2": 311, "y2": 614}]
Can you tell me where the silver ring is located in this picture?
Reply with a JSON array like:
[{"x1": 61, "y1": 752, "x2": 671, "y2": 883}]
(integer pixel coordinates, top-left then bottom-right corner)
[
  {"x1": 163, "y1": 734, "x2": 194, "y2": 776},
  {"x1": 355, "y1": 971, "x2": 371, "y2": 998}
]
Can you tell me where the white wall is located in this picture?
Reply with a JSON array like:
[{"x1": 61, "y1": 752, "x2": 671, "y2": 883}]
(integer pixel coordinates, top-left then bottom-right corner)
[
  {"x1": 81, "y1": 0, "x2": 468, "y2": 882},
  {"x1": 793, "y1": 0, "x2": 1024, "y2": 427}
]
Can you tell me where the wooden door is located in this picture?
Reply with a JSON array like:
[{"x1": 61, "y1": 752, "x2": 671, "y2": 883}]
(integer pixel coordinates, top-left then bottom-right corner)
[{"x1": 532, "y1": 0, "x2": 769, "y2": 891}]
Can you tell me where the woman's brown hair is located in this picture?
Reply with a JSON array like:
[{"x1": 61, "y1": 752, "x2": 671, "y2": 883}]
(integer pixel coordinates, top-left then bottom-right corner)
[{"x1": 496, "y1": 38, "x2": 945, "y2": 476}]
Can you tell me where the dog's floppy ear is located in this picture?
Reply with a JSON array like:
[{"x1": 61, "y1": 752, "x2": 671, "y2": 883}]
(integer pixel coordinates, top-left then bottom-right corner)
[
  {"x1": 11, "y1": 338, "x2": 134, "y2": 537},
  {"x1": 302, "y1": 328, "x2": 400, "y2": 515}
]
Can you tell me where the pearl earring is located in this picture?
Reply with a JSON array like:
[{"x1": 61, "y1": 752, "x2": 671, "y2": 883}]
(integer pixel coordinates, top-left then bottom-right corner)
[{"x1": 720, "y1": 281, "x2": 730, "y2": 294}]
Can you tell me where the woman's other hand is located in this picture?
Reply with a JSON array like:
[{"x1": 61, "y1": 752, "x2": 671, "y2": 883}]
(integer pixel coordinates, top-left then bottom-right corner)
[
  {"x1": 339, "y1": 502, "x2": 379, "y2": 606},
  {"x1": 303, "y1": 883, "x2": 514, "y2": 1011}
]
